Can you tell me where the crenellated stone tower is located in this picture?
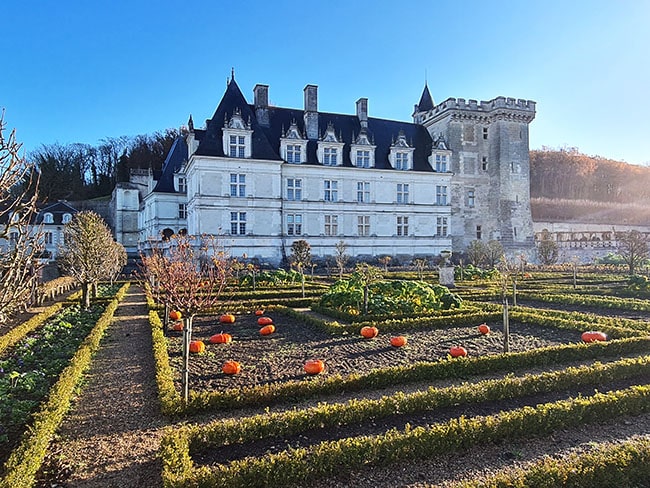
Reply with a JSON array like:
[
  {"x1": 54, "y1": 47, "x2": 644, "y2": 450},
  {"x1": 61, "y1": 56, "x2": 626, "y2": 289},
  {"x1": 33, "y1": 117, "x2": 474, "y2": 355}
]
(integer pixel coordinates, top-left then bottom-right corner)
[{"x1": 414, "y1": 87, "x2": 536, "y2": 254}]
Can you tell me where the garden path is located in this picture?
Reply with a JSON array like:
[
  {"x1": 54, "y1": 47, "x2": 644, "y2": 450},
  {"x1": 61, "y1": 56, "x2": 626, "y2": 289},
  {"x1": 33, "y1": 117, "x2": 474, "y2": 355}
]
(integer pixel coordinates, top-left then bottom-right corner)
[{"x1": 38, "y1": 285, "x2": 166, "y2": 487}]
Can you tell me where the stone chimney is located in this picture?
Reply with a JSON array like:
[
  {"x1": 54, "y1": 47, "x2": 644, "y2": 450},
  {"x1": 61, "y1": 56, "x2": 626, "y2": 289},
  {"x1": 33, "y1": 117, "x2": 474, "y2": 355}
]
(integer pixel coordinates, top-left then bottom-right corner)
[
  {"x1": 356, "y1": 98, "x2": 368, "y2": 130},
  {"x1": 303, "y1": 84, "x2": 318, "y2": 140},
  {"x1": 254, "y1": 84, "x2": 269, "y2": 127}
]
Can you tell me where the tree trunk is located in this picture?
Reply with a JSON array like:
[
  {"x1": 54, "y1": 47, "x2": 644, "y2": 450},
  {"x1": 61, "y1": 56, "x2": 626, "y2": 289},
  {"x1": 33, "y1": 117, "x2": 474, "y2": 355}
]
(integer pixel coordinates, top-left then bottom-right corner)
[
  {"x1": 512, "y1": 281, "x2": 517, "y2": 307},
  {"x1": 301, "y1": 272, "x2": 305, "y2": 298},
  {"x1": 363, "y1": 285, "x2": 369, "y2": 315},
  {"x1": 503, "y1": 297, "x2": 510, "y2": 353},
  {"x1": 181, "y1": 316, "x2": 193, "y2": 403}
]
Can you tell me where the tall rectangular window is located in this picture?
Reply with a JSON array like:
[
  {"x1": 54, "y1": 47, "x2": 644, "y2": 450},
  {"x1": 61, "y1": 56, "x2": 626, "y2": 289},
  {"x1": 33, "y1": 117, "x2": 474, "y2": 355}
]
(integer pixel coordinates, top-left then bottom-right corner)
[
  {"x1": 229, "y1": 135, "x2": 245, "y2": 158},
  {"x1": 397, "y1": 216, "x2": 409, "y2": 236},
  {"x1": 324, "y1": 180, "x2": 338, "y2": 202},
  {"x1": 467, "y1": 189, "x2": 475, "y2": 208},
  {"x1": 178, "y1": 177, "x2": 187, "y2": 193},
  {"x1": 356, "y1": 150, "x2": 370, "y2": 168},
  {"x1": 324, "y1": 147, "x2": 338, "y2": 165},
  {"x1": 231, "y1": 212, "x2": 246, "y2": 235},
  {"x1": 178, "y1": 203, "x2": 187, "y2": 219},
  {"x1": 287, "y1": 145, "x2": 301, "y2": 163},
  {"x1": 436, "y1": 217, "x2": 448, "y2": 237},
  {"x1": 230, "y1": 173, "x2": 246, "y2": 197},
  {"x1": 397, "y1": 183, "x2": 409, "y2": 203},
  {"x1": 44, "y1": 232, "x2": 53, "y2": 245},
  {"x1": 395, "y1": 152, "x2": 409, "y2": 170},
  {"x1": 358, "y1": 216, "x2": 370, "y2": 236},
  {"x1": 476, "y1": 225, "x2": 482, "y2": 240},
  {"x1": 357, "y1": 182, "x2": 370, "y2": 203},
  {"x1": 483, "y1": 127, "x2": 489, "y2": 140},
  {"x1": 435, "y1": 154, "x2": 448, "y2": 172},
  {"x1": 436, "y1": 185, "x2": 448, "y2": 205},
  {"x1": 287, "y1": 178, "x2": 302, "y2": 201},
  {"x1": 482, "y1": 156, "x2": 488, "y2": 171},
  {"x1": 324, "y1": 215, "x2": 338, "y2": 236},
  {"x1": 287, "y1": 214, "x2": 302, "y2": 236}
]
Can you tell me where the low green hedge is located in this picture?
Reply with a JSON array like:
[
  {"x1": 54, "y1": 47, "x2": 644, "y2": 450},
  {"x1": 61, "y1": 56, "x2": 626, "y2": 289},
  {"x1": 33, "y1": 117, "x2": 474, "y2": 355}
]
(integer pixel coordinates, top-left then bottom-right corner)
[
  {"x1": 517, "y1": 290, "x2": 650, "y2": 312},
  {"x1": 0, "y1": 283, "x2": 130, "y2": 488},
  {"x1": 0, "y1": 302, "x2": 65, "y2": 357},
  {"x1": 150, "y1": 310, "x2": 182, "y2": 416},
  {"x1": 161, "y1": 384, "x2": 650, "y2": 487}
]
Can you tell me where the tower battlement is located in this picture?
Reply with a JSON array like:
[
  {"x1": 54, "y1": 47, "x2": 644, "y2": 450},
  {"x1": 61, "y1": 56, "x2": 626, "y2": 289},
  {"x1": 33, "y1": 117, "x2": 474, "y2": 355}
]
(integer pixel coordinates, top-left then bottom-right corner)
[{"x1": 433, "y1": 96, "x2": 536, "y2": 113}]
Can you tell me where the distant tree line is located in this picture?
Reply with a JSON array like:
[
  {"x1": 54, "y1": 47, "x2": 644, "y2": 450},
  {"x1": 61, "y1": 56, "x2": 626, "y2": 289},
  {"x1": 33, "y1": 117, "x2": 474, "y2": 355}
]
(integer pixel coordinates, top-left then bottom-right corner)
[{"x1": 26, "y1": 128, "x2": 179, "y2": 201}]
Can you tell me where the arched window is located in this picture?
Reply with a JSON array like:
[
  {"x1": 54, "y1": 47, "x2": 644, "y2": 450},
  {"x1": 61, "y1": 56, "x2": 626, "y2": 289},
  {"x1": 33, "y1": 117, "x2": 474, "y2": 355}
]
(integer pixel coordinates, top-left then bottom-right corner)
[
  {"x1": 43, "y1": 213, "x2": 54, "y2": 224},
  {"x1": 62, "y1": 213, "x2": 72, "y2": 224},
  {"x1": 161, "y1": 228, "x2": 174, "y2": 241}
]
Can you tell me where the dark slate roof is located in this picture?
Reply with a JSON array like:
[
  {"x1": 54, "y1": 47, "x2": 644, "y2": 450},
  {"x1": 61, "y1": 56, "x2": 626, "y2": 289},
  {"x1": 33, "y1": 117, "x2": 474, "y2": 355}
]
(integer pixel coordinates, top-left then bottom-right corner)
[
  {"x1": 152, "y1": 136, "x2": 189, "y2": 193},
  {"x1": 36, "y1": 201, "x2": 78, "y2": 224},
  {"x1": 193, "y1": 79, "x2": 434, "y2": 171},
  {"x1": 417, "y1": 84, "x2": 435, "y2": 112}
]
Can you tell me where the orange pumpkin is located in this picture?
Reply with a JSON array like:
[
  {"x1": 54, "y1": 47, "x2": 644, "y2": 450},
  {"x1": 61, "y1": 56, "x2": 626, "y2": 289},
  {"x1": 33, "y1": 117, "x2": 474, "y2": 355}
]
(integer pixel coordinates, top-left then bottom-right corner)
[
  {"x1": 260, "y1": 324, "x2": 276, "y2": 336},
  {"x1": 450, "y1": 346, "x2": 467, "y2": 358},
  {"x1": 360, "y1": 326, "x2": 379, "y2": 339},
  {"x1": 255, "y1": 309, "x2": 265, "y2": 316},
  {"x1": 581, "y1": 331, "x2": 607, "y2": 343},
  {"x1": 169, "y1": 310, "x2": 182, "y2": 321},
  {"x1": 222, "y1": 360, "x2": 241, "y2": 375},
  {"x1": 390, "y1": 336, "x2": 407, "y2": 347},
  {"x1": 258, "y1": 316, "x2": 273, "y2": 326},
  {"x1": 304, "y1": 359, "x2": 325, "y2": 375},
  {"x1": 189, "y1": 340, "x2": 205, "y2": 353},
  {"x1": 172, "y1": 321, "x2": 183, "y2": 331},
  {"x1": 209, "y1": 333, "x2": 232, "y2": 344},
  {"x1": 219, "y1": 314, "x2": 236, "y2": 324},
  {"x1": 478, "y1": 323, "x2": 490, "y2": 335}
]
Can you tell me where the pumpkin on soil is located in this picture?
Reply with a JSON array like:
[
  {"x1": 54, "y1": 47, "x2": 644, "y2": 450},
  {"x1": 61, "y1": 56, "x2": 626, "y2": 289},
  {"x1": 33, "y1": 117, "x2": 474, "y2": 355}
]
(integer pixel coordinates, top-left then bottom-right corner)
[
  {"x1": 255, "y1": 309, "x2": 265, "y2": 316},
  {"x1": 450, "y1": 346, "x2": 468, "y2": 358},
  {"x1": 360, "y1": 326, "x2": 379, "y2": 339},
  {"x1": 478, "y1": 323, "x2": 490, "y2": 335},
  {"x1": 222, "y1": 360, "x2": 241, "y2": 375},
  {"x1": 390, "y1": 336, "x2": 407, "y2": 347},
  {"x1": 219, "y1": 314, "x2": 236, "y2": 324},
  {"x1": 258, "y1": 316, "x2": 273, "y2": 326},
  {"x1": 304, "y1": 359, "x2": 325, "y2": 375},
  {"x1": 172, "y1": 321, "x2": 183, "y2": 331},
  {"x1": 582, "y1": 331, "x2": 607, "y2": 343},
  {"x1": 169, "y1": 310, "x2": 182, "y2": 321},
  {"x1": 209, "y1": 333, "x2": 232, "y2": 344},
  {"x1": 260, "y1": 324, "x2": 276, "y2": 336},
  {"x1": 189, "y1": 340, "x2": 206, "y2": 353}
]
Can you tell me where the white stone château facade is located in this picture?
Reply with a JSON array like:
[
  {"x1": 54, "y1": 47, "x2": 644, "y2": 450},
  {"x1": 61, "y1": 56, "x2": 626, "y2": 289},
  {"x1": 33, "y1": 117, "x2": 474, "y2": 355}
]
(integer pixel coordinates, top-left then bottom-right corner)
[{"x1": 113, "y1": 74, "x2": 536, "y2": 265}]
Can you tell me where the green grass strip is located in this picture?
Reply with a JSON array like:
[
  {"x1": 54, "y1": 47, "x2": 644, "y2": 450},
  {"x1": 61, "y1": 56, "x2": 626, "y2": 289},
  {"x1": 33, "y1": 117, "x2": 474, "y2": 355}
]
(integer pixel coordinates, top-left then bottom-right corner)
[
  {"x1": 0, "y1": 282, "x2": 130, "y2": 488},
  {"x1": 0, "y1": 302, "x2": 64, "y2": 357}
]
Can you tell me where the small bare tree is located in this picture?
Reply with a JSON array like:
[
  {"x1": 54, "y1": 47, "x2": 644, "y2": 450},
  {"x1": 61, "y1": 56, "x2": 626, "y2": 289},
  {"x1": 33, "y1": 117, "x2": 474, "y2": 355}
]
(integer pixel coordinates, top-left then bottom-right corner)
[
  {"x1": 353, "y1": 263, "x2": 383, "y2": 315},
  {"x1": 334, "y1": 240, "x2": 349, "y2": 279},
  {"x1": 617, "y1": 230, "x2": 649, "y2": 275},
  {"x1": 378, "y1": 255, "x2": 392, "y2": 272},
  {"x1": 290, "y1": 239, "x2": 311, "y2": 298},
  {"x1": 0, "y1": 111, "x2": 43, "y2": 322},
  {"x1": 412, "y1": 258, "x2": 429, "y2": 281}
]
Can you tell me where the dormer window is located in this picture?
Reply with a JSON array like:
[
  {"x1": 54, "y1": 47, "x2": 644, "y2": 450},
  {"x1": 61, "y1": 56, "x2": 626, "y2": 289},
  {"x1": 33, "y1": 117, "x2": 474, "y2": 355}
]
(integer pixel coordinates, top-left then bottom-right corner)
[
  {"x1": 435, "y1": 155, "x2": 448, "y2": 172},
  {"x1": 429, "y1": 134, "x2": 452, "y2": 173},
  {"x1": 317, "y1": 122, "x2": 344, "y2": 167},
  {"x1": 350, "y1": 129, "x2": 376, "y2": 168},
  {"x1": 43, "y1": 213, "x2": 54, "y2": 224},
  {"x1": 62, "y1": 213, "x2": 72, "y2": 224},
  {"x1": 280, "y1": 120, "x2": 307, "y2": 164},
  {"x1": 222, "y1": 108, "x2": 253, "y2": 158},
  {"x1": 177, "y1": 177, "x2": 187, "y2": 193},
  {"x1": 389, "y1": 130, "x2": 415, "y2": 171}
]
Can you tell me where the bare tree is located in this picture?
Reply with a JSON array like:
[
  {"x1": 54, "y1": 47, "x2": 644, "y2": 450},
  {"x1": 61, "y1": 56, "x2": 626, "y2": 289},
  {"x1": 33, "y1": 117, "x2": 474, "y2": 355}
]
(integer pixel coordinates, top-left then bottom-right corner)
[
  {"x1": 334, "y1": 240, "x2": 349, "y2": 279},
  {"x1": 537, "y1": 230, "x2": 559, "y2": 266},
  {"x1": 617, "y1": 230, "x2": 649, "y2": 275},
  {"x1": 485, "y1": 240, "x2": 505, "y2": 268},
  {"x1": 58, "y1": 211, "x2": 126, "y2": 308},
  {"x1": 412, "y1": 258, "x2": 429, "y2": 280},
  {"x1": 353, "y1": 263, "x2": 383, "y2": 315},
  {"x1": 290, "y1": 239, "x2": 311, "y2": 298},
  {"x1": 0, "y1": 112, "x2": 43, "y2": 323},
  {"x1": 465, "y1": 240, "x2": 486, "y2": 267},
  {"x1": 378, "y1": 255, "x2": 392, "y2": 272}
]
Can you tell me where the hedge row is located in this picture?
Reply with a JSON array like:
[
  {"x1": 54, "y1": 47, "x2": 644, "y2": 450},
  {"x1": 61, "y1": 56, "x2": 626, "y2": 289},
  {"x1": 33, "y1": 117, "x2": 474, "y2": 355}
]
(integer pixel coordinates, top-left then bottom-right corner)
[
  {"x1": 161, "y1": 384, "x2": 650, "y2": 487},
  {"x1": 517, "y1": 290, "x2": 650, "y2": 312},
  {"x1": 452, "y1": 436, "x2": 650, "y2": 487},
  {"x1": 0, "y1": 302, "x2": 65, "y2": 357},
  {"x1": 150, "y1": 309, "x2": 183, "y2": 416},
  {"x1": 0, "y1": 282, "x2": 130, "y2": 488},
  {"x1": 512, "y1": 305, "x2": 650, "y2": 333},
  {"x1": 178, "y1": 354, "x2": 650, "y2": 453}
]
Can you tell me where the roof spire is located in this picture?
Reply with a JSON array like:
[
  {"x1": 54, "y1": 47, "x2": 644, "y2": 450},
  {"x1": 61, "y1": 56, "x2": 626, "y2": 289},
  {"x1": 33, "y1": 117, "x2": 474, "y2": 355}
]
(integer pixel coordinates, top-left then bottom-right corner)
[
  {"x1": 231, "y1": 67, "x2": 235, "y2": 81},
  {"x1": 417, "y1": 83, "x2": 435, "y2": 112}
]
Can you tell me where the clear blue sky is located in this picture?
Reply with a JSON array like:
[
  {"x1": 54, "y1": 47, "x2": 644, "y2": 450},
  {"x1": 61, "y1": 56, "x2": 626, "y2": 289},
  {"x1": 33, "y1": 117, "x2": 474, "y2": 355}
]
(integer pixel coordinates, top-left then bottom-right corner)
[{"x1": 3, "y1": 0, "x2": 649, "y2": 165}]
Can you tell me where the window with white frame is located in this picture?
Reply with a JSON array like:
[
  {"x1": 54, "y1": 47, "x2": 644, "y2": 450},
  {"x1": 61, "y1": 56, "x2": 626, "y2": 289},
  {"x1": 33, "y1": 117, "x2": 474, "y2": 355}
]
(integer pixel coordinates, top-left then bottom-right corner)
[
  {"x1": 397, "y1": 216, "x2": 409, "y2": 236},
  {"x1": 324, "y1": 147, "x2": 338, "y2": 166},
  {"x1": 467, "y1": 189, "x2": 475, "y2": 208},
  {"x1": 229, "y1": 135, "x2": 246, "y2": 158},
  {"x1": 397, "y1": 183, "x2": 409, "y2": 204},
  {"x1": 178, "y1": 177, "x2": 187, "y2": 193},
  {"x1": 395, "y1": 152, "x2": 409, "y2": 170},
  {"x1": 324, "y1": 215, "x2": 338, "y2": 236},
  {"x1": 357, "y1": 182, "x2": 370, "y2": 203},
  {"x1": 355, "y1": 150, "x2": 370, "y2": 168},
  {"x1": 230, "y1": 212, "x2": 246, "y2": 235},
  {"x1": 476, "y1": 225, "x2": 482, "y2": 240},
  {"x1": 62, "y1": 213, "x2": 72, "y2": 224},
  {"x1": 43, "y1": 213, "x2": 53, "y2": 224},
  {"x1": 358, "y1": 215, "x2": 370, "y2": 236},
  {"x1": 287, "y1": 178, "x2": 302, "y2": 200},
  {"x1": 44, "y1": 232, "x2": 53, "y2": 245},
  {"x1": 287, "y1": 214, "x2": 302, "y2": 236},
  {"x1": 230, "y1": 173, "x2": 246, "y2": 197},
  {"x1": 287, "y1": 144, "x2": 302, "y2": 163},
  {"x1": 178, "y1": 204, "x2": 187, "y2": 219},
  {"x1": 324, "y1": 180, "x2": 338, "y2": 202},
  {"x1": 436, "y1": 185, "x2": 448, "y2": 205},
  {"x1": 436, "y1": 217, "x2": 448, "y2": 237},
  {"x1": 435, "y1": 154, "x2": 448, "y2": 172}
]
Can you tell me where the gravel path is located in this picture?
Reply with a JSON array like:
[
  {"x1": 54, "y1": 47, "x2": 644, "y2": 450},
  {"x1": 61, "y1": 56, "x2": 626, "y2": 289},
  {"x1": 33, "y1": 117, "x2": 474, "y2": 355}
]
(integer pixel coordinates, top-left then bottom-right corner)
[{"x1": 38, "y1": 286, "x2": 166, "y2": 488}]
